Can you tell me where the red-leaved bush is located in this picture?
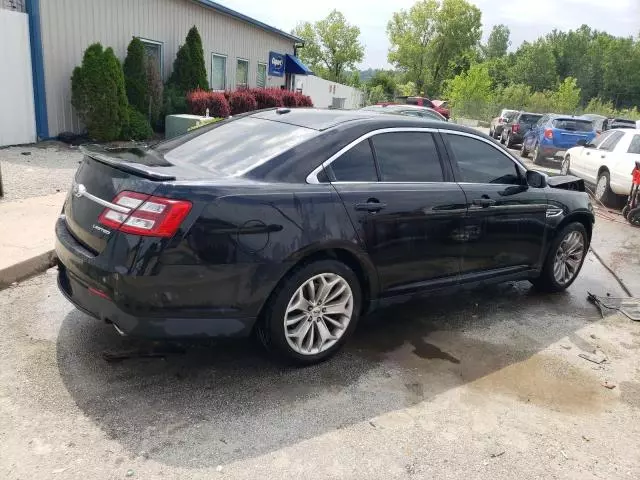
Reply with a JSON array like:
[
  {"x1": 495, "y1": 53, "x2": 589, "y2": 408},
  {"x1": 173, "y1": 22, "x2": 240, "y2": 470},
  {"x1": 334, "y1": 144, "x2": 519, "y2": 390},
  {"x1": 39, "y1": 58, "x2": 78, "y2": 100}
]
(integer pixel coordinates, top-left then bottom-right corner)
[
  {"x1": 186, "y1": 89, "x2": 231, "y2": 118},
  {"x1": 208, "y1": 92, "x2": 231, "y2": 118},
  {"x1": 228, "y1": 90, "x2": 258, "y2": 115},
  {"x1": 294, "y1": 93, "x2": 313, "y2": 107},
  {"x1": 250, "y1": 88, "x2": 281, "y2": 109},
  {"x1": 281, "y1": 91, "x2": 298, "y2": 108},
  {"x1": 185, "y1": 89, "x2": 210, "y2": 116}
]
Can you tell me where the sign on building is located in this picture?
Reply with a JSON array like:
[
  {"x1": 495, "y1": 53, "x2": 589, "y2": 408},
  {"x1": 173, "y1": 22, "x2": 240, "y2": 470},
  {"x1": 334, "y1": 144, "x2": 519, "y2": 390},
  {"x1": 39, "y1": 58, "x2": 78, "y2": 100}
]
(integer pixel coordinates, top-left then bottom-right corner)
[{"x1": 268, "y1": 51, "x2": 284, "y2": 77}]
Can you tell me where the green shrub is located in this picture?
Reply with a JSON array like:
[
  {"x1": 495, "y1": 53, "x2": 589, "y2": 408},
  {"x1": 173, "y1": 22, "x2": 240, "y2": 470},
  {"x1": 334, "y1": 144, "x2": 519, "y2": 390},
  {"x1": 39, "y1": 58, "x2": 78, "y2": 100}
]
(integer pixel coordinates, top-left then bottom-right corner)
[
  {"x1": 167, "y1": 26, "x2": 208, "y2": 94},
  {"x1": 71, "y1": 43, "x2": 129, "y2": 141},
  {"x1": 146, "y1": 58, "x2": 163, "y2": 129},
  {"x1": 123, "y1": 37, "x2": 148, "y2": 115},
  {"x1": 122, "y1": 107, "x2": 153, "y2": 140}
]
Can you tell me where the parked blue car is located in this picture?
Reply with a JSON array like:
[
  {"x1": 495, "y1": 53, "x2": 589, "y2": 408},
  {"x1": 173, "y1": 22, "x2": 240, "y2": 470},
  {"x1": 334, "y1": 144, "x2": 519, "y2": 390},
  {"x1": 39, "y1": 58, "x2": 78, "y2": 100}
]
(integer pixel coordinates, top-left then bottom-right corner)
[{"x1": 521, "y1": 114, "x2": 596, "y2": 164}]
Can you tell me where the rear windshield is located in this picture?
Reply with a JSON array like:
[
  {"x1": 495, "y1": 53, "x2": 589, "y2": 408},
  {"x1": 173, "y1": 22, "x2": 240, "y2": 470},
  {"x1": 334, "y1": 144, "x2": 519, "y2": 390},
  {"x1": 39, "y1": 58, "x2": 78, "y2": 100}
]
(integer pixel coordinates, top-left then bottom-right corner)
[
  {"x1": 520, "y1": 114, "x2": 543, "y2": 124},
  {"x1": 157, "y1": 117, "x2": 317, "y2": 176},
  {"x1": 552, "y1": 119, "x2": 593, "y2": 132},
  {"x1": 611, "y1": 120, "x2": 636, "y2": 128}
]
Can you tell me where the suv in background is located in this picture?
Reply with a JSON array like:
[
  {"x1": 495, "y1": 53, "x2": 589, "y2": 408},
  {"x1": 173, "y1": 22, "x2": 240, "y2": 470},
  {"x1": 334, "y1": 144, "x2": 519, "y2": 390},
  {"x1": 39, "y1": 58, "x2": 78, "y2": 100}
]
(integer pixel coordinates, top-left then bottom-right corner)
[
  {"x1": 501, "y1": 112, "x2": 543, "y2": 148},
  {"x1": 489, "y1": 109, "x2": 518, "y2": 139},
  {"x1": 603, "y1": 118, "x2": 637, "y2": 131},
  {"x1": 521, "y1": 114, "x2": 596, "y2": 164}
]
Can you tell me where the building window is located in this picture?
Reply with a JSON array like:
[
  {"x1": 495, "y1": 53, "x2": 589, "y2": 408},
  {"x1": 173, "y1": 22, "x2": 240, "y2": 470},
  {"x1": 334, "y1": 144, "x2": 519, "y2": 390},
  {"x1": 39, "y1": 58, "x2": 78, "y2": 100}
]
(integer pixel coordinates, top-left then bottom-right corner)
[
  {"x1": 257, "y1": 62, "x2": 267, "y2": 88},
  {"x1": 211, "y1": 54, "x2": 226, "y2": 91},
  {"x1": 236, "y1": 58, "x2": 249, "y2": 89},
  {"x1": 138, "y1": 38, "x2": 163, "y2": 80}
]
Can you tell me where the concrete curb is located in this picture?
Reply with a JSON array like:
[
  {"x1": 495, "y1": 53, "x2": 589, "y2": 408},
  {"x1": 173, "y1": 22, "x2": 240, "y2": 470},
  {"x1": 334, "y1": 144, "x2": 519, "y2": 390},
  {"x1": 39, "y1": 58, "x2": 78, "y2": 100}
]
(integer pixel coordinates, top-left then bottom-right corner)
[{"x1": 0, "y1": 250, "x2": 57, "y2": 291}]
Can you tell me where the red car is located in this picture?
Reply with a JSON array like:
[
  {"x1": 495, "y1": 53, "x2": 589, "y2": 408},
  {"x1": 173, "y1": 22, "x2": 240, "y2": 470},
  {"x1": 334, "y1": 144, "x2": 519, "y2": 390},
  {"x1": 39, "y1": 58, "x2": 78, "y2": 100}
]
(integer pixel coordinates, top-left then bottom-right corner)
[{"x1": 395, "y1": 96, "x2": 450, "y2": 119}]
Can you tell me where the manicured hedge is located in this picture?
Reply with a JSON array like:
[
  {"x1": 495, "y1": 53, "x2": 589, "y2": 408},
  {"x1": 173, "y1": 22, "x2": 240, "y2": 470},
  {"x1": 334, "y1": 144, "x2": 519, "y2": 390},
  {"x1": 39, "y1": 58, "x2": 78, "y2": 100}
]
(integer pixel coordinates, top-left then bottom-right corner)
[
  {"x1": 186, "y1": 89, "x2": 231, "y2": 118},
  {"x1": 228, "y1": 90, "x2": 257, "y2": 114}
]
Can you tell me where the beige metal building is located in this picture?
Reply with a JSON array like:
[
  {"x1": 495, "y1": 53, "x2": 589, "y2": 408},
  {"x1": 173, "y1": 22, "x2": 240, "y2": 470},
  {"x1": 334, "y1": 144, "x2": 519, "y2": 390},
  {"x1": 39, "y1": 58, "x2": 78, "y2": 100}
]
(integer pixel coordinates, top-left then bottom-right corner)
[{"x1": 23, "y1": 0, "x2": 304, "y2": 138}]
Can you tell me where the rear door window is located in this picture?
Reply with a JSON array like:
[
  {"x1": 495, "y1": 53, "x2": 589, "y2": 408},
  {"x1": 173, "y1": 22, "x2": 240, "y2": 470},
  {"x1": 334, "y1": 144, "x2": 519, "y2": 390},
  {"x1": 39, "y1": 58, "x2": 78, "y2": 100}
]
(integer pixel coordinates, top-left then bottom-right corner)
[
  {"x1": 371, "y1": 132, "x2": 444, "y2": 182},
  {"x1": 446, "y1": 134, "x2": 521, "y2": 185},
  {"x1": 329, "y1": 140, "x2": 378, "y2": 182},
  {"x1": 599, "y1": 131, "x2": 624, "y2": 152},
  {"x1": 552, "y1": 119, "x2": 593, "y2": 132}
]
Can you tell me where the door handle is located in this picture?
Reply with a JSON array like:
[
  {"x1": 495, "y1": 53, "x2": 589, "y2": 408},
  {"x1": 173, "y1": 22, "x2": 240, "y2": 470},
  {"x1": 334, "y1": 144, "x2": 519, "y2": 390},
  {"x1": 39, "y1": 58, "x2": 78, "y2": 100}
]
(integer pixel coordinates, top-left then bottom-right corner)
[
  {"x1": 355, "y1": 200, "x2": 387, "y2": 212},
  {"x1": 472, "y1": 198, "x2": 496, "y2": 208},
  {"x1": 601, "y1": 155, "x2": 606, "y2": 159},
  {"x1": 586, "y1": 151, "x2": 590, "y2": 155}
]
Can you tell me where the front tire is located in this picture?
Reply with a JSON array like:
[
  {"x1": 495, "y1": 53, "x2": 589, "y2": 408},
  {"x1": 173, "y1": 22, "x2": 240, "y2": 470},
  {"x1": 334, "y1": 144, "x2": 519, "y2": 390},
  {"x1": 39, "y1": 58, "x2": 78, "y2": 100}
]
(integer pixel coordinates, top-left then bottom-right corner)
[
  {"x1": 628, "y1": 207, "x2": 640, "y2": 227},
  {"x1": 257, "y1": 259, "x2": 362, "y2": 365},
  {"x1": 595, "y1": 171, "x2": 616, "y2": 207},
  {"x1": 531, "y1": 222, "x2": 588, "y2": 292},
  {"x1": 505, "y1": 133, "x2": 514, "y2": 148}
]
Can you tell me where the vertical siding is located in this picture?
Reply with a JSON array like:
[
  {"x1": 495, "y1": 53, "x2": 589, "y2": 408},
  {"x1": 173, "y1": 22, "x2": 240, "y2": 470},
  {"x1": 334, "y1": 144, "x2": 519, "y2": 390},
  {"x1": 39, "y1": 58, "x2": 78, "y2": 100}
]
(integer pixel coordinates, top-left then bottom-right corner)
[{"x1": 40, "y1": 0, "x2": 295, "y2": 136}]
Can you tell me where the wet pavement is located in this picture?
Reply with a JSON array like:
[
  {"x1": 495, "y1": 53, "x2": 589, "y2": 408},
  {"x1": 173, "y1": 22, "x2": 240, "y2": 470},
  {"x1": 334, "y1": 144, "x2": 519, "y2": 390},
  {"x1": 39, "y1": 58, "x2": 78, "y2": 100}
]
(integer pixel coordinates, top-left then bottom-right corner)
[{"x1": 3, "y1": 243, "x2": 640, "y2": 479}]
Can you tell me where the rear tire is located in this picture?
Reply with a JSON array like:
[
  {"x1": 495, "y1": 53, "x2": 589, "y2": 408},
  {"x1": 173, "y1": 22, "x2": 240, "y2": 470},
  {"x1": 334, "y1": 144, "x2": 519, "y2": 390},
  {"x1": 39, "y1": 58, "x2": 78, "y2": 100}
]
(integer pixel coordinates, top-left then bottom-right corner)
[
  {"x1": 500, "y1": 132, "x2": 506, "y2": 144},
  {"x1": 594, "y1": 171, "x2": 616, "y2": 207},
  {"x1": 533, "y1": 143, "x2": 544, "y2": 165},
  {"x1": 622, "y1": 205, "x2": 630, "y2": 219},
  {"x1": 256, "y1": 259, "x2": 362, "y2": 365},
  {"x1": 531, "y1": 222, "x2": 588, "y2": 292},
  {"x1": 520, "y1": 142, "x2": 529, "y2": 158},
  {"x1": 505, "y1": 133, "x2": 514, "y2": 148}
]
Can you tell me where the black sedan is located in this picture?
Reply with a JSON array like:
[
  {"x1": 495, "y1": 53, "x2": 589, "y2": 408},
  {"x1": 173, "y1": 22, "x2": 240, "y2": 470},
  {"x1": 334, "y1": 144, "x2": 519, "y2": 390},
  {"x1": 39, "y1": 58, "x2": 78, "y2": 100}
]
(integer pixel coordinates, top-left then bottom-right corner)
[{"x1": 56, "y1": 108, "x2": 594, "y2": 364}]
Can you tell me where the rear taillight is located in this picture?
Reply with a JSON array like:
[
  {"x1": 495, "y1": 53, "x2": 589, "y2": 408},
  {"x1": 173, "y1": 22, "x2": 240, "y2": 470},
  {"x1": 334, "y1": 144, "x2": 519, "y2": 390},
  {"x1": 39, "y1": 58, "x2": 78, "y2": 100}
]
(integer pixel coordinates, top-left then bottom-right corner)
[
  {"x1": 544, "y1": 129, "x2": 554, "y2": 139},
  {"x1": 512, "y1": 123, "x2": 520, "y2": 133},
  {"x1": 98, "y1": 191, "x2": 192, "y2": 237}
]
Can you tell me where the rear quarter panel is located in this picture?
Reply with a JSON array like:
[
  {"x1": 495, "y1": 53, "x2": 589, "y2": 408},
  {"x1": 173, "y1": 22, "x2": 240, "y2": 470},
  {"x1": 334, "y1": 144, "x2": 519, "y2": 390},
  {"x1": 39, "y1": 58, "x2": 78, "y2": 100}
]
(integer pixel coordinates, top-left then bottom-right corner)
[{"x1": 151, "y1": 182, "x2": 374, "y2": 318}]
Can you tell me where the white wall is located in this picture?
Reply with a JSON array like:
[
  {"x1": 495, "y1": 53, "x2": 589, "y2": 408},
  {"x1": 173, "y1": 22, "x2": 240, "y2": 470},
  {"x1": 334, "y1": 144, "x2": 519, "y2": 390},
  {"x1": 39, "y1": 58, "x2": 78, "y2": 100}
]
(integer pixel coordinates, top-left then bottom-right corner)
[
  {"x1": 0, "y1": 9, "x2": 36, "y2": 146},
  {"x1": 294, "y1": 75, "x2": 364, "y2": 110}
]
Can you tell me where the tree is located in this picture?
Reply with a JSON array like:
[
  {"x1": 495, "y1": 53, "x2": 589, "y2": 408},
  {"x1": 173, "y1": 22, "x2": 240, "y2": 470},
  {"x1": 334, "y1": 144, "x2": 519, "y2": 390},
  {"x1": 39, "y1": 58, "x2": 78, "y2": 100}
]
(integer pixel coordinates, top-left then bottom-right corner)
[
  {"x1": 346, "y1": 70, "x2": 362, "y2": 88},
  {"x1": 484, "y1": 24, "x2": 510, "y2": 59},
  {"x1": 509, "y1": 40, "x2": 557, "y2": 92},
  {"x1": 168, "y1": 26, "x2": 208, "y2": 93},
  {"x1": 397, "y1": 81, "x2": 417, "y2": 96},
  {"x1": 367, "y1": 70, "x2": 397, "y2": 99},
  {"x1": 123, "y1": 37, "x2": 148, "y2": 115},
  {"x1": 443, "y1": 63, "x2": 492, "y2": 119},
  {"x1": 552, "y1": 77, "x2": 581, "y2": 113},
  {"x1": 293, "y1": 10, "x2": 364, "y2": 82},
  {"x1": 71, "y1": 43, "x2": 129, "y2": 141},
  {"x1": 387, "y1": 0, "x2": 482, "y2": 95}
]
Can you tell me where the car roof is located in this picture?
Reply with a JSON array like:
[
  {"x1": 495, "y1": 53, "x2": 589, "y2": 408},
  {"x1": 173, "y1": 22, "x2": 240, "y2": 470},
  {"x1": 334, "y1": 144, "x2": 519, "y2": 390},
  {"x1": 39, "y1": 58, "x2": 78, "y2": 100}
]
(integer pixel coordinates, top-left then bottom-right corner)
[
  {"x1": 517, "y1": 111, "x2": 543, "y2": 116},
  {"x1": 250, "y1": 107, "x2": 457, "y2": 131}
]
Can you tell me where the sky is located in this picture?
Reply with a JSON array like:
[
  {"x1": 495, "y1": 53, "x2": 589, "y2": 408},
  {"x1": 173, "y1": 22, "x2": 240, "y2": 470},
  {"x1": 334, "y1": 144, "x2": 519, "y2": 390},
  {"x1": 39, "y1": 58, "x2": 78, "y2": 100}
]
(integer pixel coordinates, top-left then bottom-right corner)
[{"x1": 218, "y1": 0, "x2": 640, "y2": 69}]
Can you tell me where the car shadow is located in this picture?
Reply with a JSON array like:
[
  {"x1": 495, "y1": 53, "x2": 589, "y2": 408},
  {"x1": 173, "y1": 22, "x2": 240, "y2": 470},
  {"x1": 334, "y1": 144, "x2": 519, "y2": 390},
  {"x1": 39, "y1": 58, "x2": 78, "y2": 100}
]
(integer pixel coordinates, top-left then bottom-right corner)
[{"x1": 55, "y1": 255, "x2": 619, "y2": 467}]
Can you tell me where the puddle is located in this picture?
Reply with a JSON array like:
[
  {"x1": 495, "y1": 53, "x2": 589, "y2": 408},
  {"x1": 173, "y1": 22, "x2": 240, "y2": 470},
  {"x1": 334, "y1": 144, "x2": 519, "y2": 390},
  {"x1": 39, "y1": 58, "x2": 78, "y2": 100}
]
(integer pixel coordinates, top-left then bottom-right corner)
[{"x1": 468, "y1": 353, "x2": 609, "y2": 413}]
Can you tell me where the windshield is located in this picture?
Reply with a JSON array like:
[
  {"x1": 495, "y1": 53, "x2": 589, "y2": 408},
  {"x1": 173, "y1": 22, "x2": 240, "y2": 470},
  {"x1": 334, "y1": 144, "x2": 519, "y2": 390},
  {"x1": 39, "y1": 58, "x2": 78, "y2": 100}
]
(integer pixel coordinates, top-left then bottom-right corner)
[
  {"x1": 552, "y1": 119, "x2": 593, "y2": 132},
  {"x1": 157, "y1": 117, "x2": 317, "y2": 176}
]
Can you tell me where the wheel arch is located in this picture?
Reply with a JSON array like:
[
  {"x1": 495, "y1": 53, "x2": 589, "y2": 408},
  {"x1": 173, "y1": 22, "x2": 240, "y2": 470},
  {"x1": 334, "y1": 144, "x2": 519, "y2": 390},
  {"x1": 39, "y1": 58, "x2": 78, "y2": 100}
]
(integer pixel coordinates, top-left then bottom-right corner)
[
  {"x1": 254, "y1": 243, "x2": 379, "y2": 329},
  {"x1": 597, "y1": 165, "x2": 610, "y2": 178},
  {"x1": 556, "y1": 211, "x2": 594, "y2": 243}
]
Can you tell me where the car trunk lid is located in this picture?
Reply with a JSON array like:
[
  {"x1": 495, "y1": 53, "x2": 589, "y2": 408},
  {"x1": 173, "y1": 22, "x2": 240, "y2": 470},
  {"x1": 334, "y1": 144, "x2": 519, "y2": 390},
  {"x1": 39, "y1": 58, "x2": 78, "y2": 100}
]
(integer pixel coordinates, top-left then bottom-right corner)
[{"x1": 64, "y1": 145, "x2": 202, "y2": 254}]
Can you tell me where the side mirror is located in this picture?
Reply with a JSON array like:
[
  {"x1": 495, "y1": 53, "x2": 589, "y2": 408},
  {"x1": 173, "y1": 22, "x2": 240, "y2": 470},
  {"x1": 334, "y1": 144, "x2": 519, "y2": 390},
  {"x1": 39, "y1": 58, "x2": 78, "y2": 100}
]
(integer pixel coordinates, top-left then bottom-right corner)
[
  {"x1": 526, "y1": 170, "x2": 547, "y2": 188},
  {"x1": 576, "y1": 139, "x2": 587, "y2": 147}
]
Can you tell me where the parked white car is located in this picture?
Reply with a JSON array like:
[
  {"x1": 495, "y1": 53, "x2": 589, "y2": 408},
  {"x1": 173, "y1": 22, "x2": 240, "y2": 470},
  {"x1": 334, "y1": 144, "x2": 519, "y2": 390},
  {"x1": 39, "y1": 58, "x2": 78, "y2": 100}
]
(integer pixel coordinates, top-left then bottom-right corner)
[{"x1": 561, "y1": 128, "x2": 640, "y2": 206}]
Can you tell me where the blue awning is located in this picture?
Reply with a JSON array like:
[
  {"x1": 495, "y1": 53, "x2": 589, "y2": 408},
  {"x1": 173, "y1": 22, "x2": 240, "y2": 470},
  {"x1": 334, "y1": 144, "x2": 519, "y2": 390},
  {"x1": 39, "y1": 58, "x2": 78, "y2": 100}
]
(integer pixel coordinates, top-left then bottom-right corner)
[{"x1": 285, "y1": 54, "x2": 313, "y2": 75}]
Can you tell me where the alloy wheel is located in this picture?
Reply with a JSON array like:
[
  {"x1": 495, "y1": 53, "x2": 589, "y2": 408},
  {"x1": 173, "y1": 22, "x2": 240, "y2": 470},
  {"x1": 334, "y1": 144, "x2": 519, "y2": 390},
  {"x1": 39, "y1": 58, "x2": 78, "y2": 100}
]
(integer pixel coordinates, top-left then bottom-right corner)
[
  {"x1": 553, "y1": 231, "x2": 585, "y2": 286},
  {"x1": 284, "y1": 273, "x2": 353, "y2": 355}
]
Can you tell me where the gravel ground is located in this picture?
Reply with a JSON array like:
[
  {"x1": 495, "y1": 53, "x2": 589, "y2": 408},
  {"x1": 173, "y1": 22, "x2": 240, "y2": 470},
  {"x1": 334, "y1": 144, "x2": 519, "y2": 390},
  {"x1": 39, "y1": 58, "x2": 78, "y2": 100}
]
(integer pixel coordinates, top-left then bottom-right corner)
[
  {"x1": 2, "y1": 248, "x2": 640, "y2": 479},
  {"x1": 0, "y1": 142, "x2": 82, "y2": 202}
]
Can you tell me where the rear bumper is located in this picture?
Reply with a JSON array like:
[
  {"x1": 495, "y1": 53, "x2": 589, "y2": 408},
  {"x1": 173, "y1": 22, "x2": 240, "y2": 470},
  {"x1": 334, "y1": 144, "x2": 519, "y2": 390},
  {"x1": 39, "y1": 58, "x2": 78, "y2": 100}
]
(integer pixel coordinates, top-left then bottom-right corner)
[
  {"x1": 540, "y1": 145, "x2": 565, "y2": 158},
  {"x1": 55, "y1": 217, "x2": 258, "y2": 338}
]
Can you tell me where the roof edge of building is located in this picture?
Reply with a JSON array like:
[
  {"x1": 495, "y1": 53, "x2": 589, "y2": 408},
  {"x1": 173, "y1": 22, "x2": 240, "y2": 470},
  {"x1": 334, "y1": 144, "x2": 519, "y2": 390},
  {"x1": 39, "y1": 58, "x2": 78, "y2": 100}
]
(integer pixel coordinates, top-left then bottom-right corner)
[{"x1": 193, "y1": 0, "x2": 304, "y2": 44}]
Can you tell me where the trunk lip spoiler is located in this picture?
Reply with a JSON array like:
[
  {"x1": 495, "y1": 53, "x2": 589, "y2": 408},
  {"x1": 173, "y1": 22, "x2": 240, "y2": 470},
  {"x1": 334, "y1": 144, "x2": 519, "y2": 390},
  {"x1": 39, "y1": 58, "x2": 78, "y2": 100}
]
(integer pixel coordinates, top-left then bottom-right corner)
[{"x1": 79, "y1": 145, "x2": 176, "y2": 181}]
